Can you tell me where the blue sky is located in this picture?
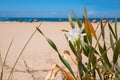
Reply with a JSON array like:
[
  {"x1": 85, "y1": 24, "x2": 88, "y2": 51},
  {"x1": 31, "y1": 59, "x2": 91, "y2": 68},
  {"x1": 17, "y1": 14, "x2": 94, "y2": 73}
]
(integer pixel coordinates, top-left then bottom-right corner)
[{"x1": 0, "y1": 0, "x2": 120, "y2": 18}]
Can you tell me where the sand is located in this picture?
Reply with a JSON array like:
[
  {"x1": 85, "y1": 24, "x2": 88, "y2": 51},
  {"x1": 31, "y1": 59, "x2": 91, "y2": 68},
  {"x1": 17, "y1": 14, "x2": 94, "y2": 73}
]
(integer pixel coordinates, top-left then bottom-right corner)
[{"x1": 0, "y1": 22, "x2": 120, "y2": 80}]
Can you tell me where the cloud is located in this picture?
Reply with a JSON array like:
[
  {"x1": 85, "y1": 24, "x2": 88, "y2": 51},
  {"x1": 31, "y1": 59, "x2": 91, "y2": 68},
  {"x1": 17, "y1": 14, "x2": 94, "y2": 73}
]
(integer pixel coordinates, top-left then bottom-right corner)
[{"x1": 88, "y1": 11, "x2": 95, "y2": 15}]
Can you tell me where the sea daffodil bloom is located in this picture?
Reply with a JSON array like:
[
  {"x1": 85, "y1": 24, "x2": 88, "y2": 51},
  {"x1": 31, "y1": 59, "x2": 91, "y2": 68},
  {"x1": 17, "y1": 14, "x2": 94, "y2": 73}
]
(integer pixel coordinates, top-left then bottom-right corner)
[{"x1": 65, "y1": 27, "x2": 86, "y2": 42}]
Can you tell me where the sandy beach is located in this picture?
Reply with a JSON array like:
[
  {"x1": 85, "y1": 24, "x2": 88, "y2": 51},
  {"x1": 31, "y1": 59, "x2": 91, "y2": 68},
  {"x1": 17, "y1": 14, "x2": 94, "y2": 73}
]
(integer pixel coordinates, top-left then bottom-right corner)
[{"x1": 0, "y1": 22, "x2": 120, "y2": 80}]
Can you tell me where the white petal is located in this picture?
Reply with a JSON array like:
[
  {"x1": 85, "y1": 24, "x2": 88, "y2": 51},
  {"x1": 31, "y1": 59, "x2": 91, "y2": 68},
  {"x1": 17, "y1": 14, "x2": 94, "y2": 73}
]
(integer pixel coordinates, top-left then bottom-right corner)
[{"x1": 81, "y1": 33, "x2": 86, "y2": 37}]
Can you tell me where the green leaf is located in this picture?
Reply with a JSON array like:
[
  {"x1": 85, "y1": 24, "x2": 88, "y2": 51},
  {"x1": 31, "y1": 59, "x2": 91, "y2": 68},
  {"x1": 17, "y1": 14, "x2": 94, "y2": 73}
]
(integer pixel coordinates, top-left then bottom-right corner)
[
  {"x1": 82, "y1": 43, "x2": 99, "y2": 57},
  {"x1": 91, "y1": 46, "x2": 99, "y2": 55},
  {"x1": 82, "y1": 43, "x2": 89, "y2": 57},
  {"x1": 98, "y1": 43, "x2": 111, "y2": 68},
  {"x1": 113, "y1": 38, "x2": 120, "y2": 64},
  {"x1": 83, "y1": 34, "x2": 89, "y2": 44},
  {"x1": 100, "y1": 21, "x2": 105, "y2": 40},
  {"x1": 36, "y1": 27, "x2": 44, "y2": 35},
  {"x1": 78, "y1": 60, "x2": 84, "y2": 80},
  {"x1": 0, "y1": 51, "x2": 3, "y2": 80},
  {"x1": 37, "y1": 27, "x2": 59, "y2": 53},
  {"x1": 61, "y1": 29, "x2": 68, "y2": 32},
  {"x1": 45, "y1": 37, "x2": 58, "y2": 52},
  {"x1": 45, "y1": 38, "x2": 76, "y2": 79},
  {"x1": 68, "y1": 41, "x2": 77, "y2": 56},
  {"x1": 1, "y1": 39, "x2": 14, "y2": 80},
  {"x1": 108, "y1": 23, "x2": 117, "y2": 41},
  {"x1": 110, "y1": 33, "x2": 115, "y2": 51},
  {"x1": 88, "y1": 46, "x2": 97, "y2": 77},
  {"x1": 81, "y1": 63, "x2": 87, "y2": 72},
  {"x1": 96, "y1": 68, "x2": 104, "y2": 80},
  {"x1": 37, "y1": 28, "x2": 76, "y2": 79},
  {"x1": 72, "y1": 11, "x2": 82, "y2": 28},
  {"x1": 0, "y1": 51, "x2": 2, "y2": 67},
  {"x1": 58, "y1": 54, "x2": 76, "y2": 79},
  {"x1": 115, "y1": 18, "x2": 118, "y2": 40},
  {"x1": 68, "y1": 14, "x2": 75, "y2": 28},
  {"x1": 37, "y1": 27, "x2": 58, "y2": 53},
  {"x1": 90, "y1": 53, "x2": 96, "y2": 66},
  {"x1": 76, "y1": 38, "x2": 80, "y2": 51},
  {"x1": 64, "y1": 34, "x2": 77, "y2": 56},
  {"x1": 83, "y1": 8, "x2": 97, "y2": 42}
]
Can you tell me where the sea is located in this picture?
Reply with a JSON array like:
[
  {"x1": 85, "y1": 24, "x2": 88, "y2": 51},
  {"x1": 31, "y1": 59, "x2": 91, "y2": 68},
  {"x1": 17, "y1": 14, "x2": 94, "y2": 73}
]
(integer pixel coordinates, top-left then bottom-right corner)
[{"x1": 0, "y1": 17, "x2": 120, "y2": 22}]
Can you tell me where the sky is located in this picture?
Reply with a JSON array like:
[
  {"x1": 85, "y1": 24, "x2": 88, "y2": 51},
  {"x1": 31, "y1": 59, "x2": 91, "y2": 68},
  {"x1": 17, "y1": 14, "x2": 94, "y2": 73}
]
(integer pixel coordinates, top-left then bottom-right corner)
[{"x1": 0, "y1": 0, "x2": 120, "y2": 18}]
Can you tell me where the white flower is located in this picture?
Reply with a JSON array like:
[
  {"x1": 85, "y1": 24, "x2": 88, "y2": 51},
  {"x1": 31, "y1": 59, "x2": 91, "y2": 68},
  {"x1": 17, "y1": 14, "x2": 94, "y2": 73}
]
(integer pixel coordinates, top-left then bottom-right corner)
[{"x1": 65, "y1": 27, "x2": 86, "y2": 42}]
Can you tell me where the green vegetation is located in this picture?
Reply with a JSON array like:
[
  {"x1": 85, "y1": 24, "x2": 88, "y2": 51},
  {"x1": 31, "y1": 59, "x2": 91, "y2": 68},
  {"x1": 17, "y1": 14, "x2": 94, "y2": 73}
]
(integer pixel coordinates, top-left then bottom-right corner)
[{"x1": 37, "y1": 8, "x2": 120, "y2": 80}]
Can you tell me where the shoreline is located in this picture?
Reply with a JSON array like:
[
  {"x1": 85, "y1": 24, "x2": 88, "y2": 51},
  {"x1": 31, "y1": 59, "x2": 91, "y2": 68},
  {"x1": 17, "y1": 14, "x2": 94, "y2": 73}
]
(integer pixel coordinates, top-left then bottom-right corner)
[
  {"x1": 0, "y1": 21, "x2": 120, "y2": 23},
  {"x1": 0, "y1": 17, "x2": 120, "y2": 22}
]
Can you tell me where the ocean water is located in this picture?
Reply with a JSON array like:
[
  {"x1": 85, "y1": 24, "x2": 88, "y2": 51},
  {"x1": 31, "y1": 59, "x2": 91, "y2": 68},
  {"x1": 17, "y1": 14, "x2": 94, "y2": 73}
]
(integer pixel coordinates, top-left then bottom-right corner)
[{"x1": 0, "y1": 17, "x2": 120, "y2": 22}]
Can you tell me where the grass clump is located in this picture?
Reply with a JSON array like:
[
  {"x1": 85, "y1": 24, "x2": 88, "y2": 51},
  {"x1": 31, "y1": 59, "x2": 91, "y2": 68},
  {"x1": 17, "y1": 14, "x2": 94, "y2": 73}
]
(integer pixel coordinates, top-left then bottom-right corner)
[{"x1": 37, "y1": 8, "x2": 120, "y2": 80}]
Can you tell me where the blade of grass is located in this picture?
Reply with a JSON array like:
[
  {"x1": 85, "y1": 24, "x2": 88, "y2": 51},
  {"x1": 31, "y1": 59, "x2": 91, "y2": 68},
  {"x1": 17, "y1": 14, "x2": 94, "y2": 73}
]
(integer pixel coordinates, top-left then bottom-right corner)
[
  {"x1": 100, "y1": 21, "x2": 109, "y2": 61},
  {"x1": 87, "y1": 50, "x2": 92, "y2": 77},
  {"x1": 61, "y1": 29, "x2": 68, "y2": 32},
  {"x1": 0, "y1": 51, "x2": 3, "y2": 80},
  {"x1": 110, "y1": 33, "x2": 115, "y2": 51},
  {"x1": 58, "y1": 54, "x2": 76, "y2": 79},
  {"x1": 100, "y1": 21, "x2": 105, "y2": 40},
  {"x1": 3, "y1": 39, "x2": 14, "y2": 65},
  {"x1": 76, "y1": 47, "x2": 84, "y2": 79},
  {"x1": 98, "y1": 43, "x2": 111, "y2": 68},
  {"x1": 115, "y1": 18, "x2": 118, "y2": 40},
  {"x1": 72, "y1": 11, "x2": 82, "y2": 28},
  {"x1": 82, "y1": 43, "x2": 89, "y2": 57},
  {"x1": 7, "y1": 22, "x2": 43, "y2": 80},
  {"x1": 101, "y1": 20, "x2": 110, "y2": 67},
  {"x1": 1, "y1": 39, "x2": 14, "y2": 80},
  {"x1": 45, "y1": 36, "x2": 58, "y2": 52},
  {"x1": 90, "y1": 53, "x2": 96, "y2": 78},
  {"x1": 83, "y1": 33, "x2": 88, "y2": 44},
  {"x1": 68, "y1": 41, "x2": 77, "y2": 56},
  {"x1": 84, "y1": 8, "x2": 88, "y2": 18},
  {"x1": 94, "y1": 21, "x2": 107, "y2": 53},
  {"x1": 56, "y1": 64, "x2": 74, "y2": 80},
  {"x1": 84, "y1": 8, "x2": 97, "y2": 42},
  {"x1": 88, "y1": 21, "x2": 97, "y2": 39},
  {"x1": 96, "y1": 68, "x2": 104, "y2": 80},
  {"x1": 108, "y1": 23, "x2": 117, "y2": 41},
  {"x1": 64, "y1": 34, "x2": 77, "y2": 56},
  {"x1": 95, "y1": 21, "x2": 101, "y2": 32},
  {"x1": 24, "y1": 60, "x2": 36, "y2": 80},
  {"x1": 0, "y1": 51, "x2": 2, "y2": 66},
  {"x1": 100, "y1": 21, "x2": 109, "y2": 59},
  {"x1": 68, "y1": 14, "x2": 75, "y2": 28},
  {"x1": 113, "y1": 38, "x2": 120, "y2": 64},
  {"x1": 0, "y1": 51, "x2": 2, "y2": 67},
  {"x1": 78, "y1": 60, "x2": 84, "y2": 80},
  {"x1": 84, "y1": 16, "x2": 92, "y2": 44}
]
